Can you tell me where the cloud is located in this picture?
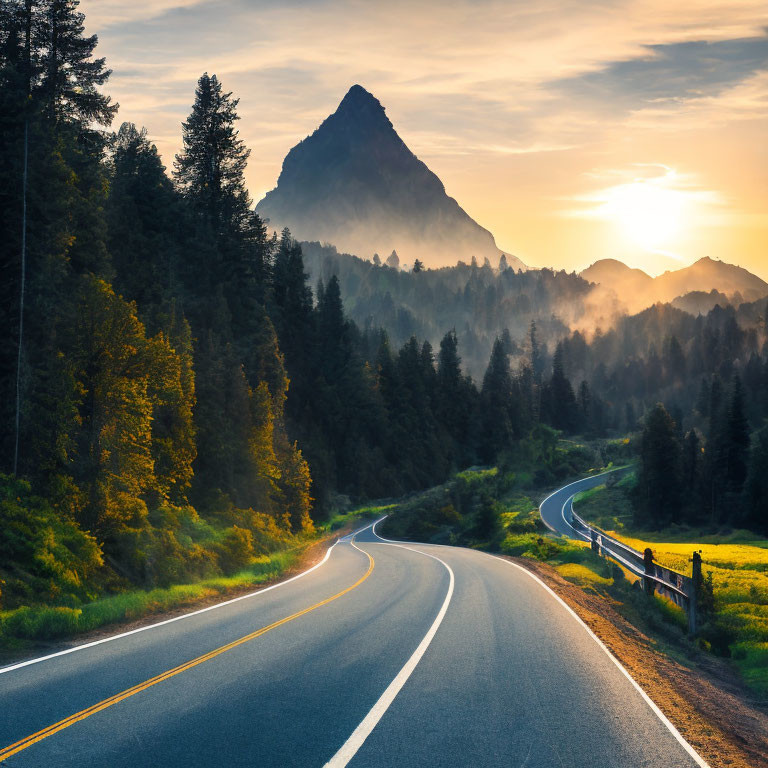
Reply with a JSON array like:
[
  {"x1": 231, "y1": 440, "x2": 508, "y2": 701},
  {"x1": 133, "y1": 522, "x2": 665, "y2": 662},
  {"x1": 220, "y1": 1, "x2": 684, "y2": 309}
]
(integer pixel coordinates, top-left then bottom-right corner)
[{"x1": 555, "y1": 35, "x2": 768, "y2": 108}]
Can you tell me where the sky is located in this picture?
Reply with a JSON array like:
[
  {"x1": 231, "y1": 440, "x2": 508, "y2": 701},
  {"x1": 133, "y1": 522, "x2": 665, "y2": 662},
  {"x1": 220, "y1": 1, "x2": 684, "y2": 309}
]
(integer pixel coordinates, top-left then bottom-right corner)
[{"x1": 80, "y1": 0, "x2": 768, "y2": 278}]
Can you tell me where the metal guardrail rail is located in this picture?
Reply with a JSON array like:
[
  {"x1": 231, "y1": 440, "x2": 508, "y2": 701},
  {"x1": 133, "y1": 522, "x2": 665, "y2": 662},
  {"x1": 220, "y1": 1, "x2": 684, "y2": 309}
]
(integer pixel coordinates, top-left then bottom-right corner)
[{"x1": 567, "y1": 497, "x2": 701, "y2": 635}]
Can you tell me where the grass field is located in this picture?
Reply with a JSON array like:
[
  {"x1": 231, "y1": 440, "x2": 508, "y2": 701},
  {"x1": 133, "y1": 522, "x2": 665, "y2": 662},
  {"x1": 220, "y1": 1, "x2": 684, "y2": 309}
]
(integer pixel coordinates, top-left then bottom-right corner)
[{"x1": 574, "y1": 475, "x2": 768, "y2": 697}]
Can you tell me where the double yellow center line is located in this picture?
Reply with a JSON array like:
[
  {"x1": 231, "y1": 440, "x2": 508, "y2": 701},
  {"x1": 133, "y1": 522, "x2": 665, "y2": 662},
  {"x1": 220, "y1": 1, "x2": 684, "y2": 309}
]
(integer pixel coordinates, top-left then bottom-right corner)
[{"x1": 0, "y1": 542, "x2": 374, "y2": 763}]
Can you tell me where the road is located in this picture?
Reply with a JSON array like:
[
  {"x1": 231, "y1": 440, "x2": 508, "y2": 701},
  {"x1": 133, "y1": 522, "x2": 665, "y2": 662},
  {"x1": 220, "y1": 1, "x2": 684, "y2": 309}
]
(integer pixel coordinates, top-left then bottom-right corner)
[
  {"x1": 0, "y1": 515, "x2": 706, "y2": 767},
  {"x1": 539, "y1": 468, "x2": 630, "y2": 539}
]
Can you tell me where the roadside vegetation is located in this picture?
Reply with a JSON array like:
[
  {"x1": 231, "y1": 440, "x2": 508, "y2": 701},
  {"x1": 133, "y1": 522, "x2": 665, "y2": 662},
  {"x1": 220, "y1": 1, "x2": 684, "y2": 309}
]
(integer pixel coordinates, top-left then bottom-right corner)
[
  {"x1": 0, "y1": 502, "x2": 380, "y2": 651},
  {"x1": 380, "y1": 436, "x2": 641, "y2": 597},
  {"x1": 574, "y1": 472, "x2": 768, "y2": 698},
  {"x1": 380, "y1": 432, "x2": 631, "y2": 545}
]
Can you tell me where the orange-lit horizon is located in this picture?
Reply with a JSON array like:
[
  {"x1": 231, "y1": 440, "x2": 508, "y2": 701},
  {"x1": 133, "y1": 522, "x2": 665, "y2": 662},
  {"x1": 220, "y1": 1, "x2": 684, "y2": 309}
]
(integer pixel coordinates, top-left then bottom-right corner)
[{"x1": 81, "y1": 0, "x2": 768, "y2": 279}]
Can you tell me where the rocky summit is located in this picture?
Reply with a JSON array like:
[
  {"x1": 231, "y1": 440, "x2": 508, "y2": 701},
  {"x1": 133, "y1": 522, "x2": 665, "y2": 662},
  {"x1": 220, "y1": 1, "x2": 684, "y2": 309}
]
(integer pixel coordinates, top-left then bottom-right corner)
[{"x1": 256, "y1": 85, "x2": 522, "y2": 268}]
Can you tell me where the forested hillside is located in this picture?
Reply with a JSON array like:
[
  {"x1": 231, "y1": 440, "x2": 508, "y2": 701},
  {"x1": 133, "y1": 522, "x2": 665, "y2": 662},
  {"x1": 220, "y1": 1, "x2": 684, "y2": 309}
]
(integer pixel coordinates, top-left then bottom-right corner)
[
  {"x1": 300, "y1": 243, "x2": 768, "y2": 382},
  {"x1": 553, "y1": 301, "x2": 768, "y2": 531},
  {"x1": 1, "y1": 0, "x2": 766, "y2": 619},
  {"x1": 301, "y1": 241, "x2": 591, "y2": 377}
]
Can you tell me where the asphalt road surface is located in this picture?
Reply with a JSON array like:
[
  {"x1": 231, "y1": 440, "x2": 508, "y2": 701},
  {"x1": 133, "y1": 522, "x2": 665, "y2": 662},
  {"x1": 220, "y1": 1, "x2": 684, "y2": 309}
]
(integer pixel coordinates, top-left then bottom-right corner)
[
  {"x1": 0, "y1": 514, "x2": 707, "y2": 767},
  {"x1": 539, "y1": 468, "x2": 631, "y2": 539}
]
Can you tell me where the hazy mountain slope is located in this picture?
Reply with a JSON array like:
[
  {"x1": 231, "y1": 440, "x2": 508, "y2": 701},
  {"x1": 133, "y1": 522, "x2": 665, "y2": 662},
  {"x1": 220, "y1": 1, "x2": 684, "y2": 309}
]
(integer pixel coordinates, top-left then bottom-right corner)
[
  {"x1": 656, "y1": 257, "x2": 768, "y2": 304},
  {"x1": 301, "y1": 241, "x2": 588, "y2": 378},
  {"x1": 671, "y1": 290, "x2": 732, "y2": 316},
  {"x1": 581, "y1": 259, "x2": 653, "y2": 295},
  {"x1": 256, "y1": 85, "x2": 523, "y2": 268},
  {"x1": 581, "y1": 257, "x2": 768, "y2": 314}
]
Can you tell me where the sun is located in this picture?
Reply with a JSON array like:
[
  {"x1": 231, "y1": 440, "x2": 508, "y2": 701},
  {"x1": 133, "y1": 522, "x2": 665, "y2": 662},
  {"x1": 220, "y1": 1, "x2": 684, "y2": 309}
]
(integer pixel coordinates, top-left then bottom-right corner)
[{"x1": 602, "y1": 181, "x2": 686, "y2": 251}]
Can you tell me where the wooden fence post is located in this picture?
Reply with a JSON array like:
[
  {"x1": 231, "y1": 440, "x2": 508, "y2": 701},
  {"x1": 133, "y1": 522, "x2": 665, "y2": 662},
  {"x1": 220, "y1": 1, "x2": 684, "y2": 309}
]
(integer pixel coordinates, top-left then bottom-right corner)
[
  {"x1": 643, "y1": 548, "x2": 656, "y2": 596},
  {"x1": 688, "y1": 551, "x2": 701, "y2": 636}
]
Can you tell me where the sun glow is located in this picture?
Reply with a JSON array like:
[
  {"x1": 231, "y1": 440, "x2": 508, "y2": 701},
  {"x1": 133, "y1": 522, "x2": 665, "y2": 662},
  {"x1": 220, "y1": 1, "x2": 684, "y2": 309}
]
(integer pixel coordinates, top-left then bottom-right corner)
[{"x1": 601, "y1": 180, "x2": 686, "y2": 250}]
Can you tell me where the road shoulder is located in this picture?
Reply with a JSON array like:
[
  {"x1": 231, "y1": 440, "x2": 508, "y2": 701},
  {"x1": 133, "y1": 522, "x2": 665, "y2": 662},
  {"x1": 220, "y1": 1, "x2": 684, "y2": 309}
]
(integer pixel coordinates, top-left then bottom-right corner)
[{"x1": 509, "y1": 555, "x2": 768, "y2": 768}]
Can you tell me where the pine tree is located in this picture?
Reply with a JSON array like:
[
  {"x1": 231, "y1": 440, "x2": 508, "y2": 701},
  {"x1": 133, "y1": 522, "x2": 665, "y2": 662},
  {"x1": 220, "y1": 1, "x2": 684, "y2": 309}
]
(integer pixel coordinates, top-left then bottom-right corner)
[
  {"x1": 35, "y1": 0, "x2": 118, "y2": 126},
  {"x1": 174, "y1": 73, "x2": 250, "y2": 233},
  {"x1": 695, "y1": 377, "x2": 710, "y2": 419},
  {"x1": 246, "y1": 380, "x2": 283, "y2": 516},
  {"x1": 270, "y1": 230, "x2": 314, "y2": 387},
  {"x1": 742, "y1": 428, "x2": 768, "y2": 533},
  {"x1": 436, "y1": 330, "x2": 463, "y2": 445},
  {"x1": 578, "y1": 380, "x2": 591, "y2": 433},
  {"x1": 0, "y1": 1, "x2": 29, "y2": 473},
  {"x1": 637, "y1": 403, "x2": 682, "y2": 527},
  {"x1": 1, "y1": 0, "x2": 117, "y2": 476},
  {"x1": 280, "y1": 442, "x2": 313, "y2": 534},
  {"x1": 529, "y1": 319, "x2": 543, "y2": 383},
  {"x1": 479, "y1": 338, "x2": 514, "y2": 462},
  {"x1": 108, "y1": 123, "x2": 184, "y2": 318},
  {"x1": 68, "y1": 277, "x2": 155, "y2": 537},
  {"x1": 722, "y1": 375, "x2": 751, "y2": 498},
  {"x1": 172, "y1": 73, "x2": 269, "y2": 337},
  {"x1": 681, "y1": 429, "x2": 702, "y2": 522},
  {"x1": 663, "y1": 335, "x2": 686, "y2": 385},
  {"x1": 395, "y1": 337, "x2": 444, "y2": 487},
  {"x1": 704, "y1": 374, "x2": 750, "y2": 523},
  {"x1": 317, "y1": 275, "x2": 351, "y2": 380},
  {"x1": 144, "y1": 310, "x2": 197, "y2": 506},
  {"x1": 708, "y1": 375, "x2": 723, "y2": 438},
  {"x1": 546, "y1": 342, "x2": 577, "y2": 432}
]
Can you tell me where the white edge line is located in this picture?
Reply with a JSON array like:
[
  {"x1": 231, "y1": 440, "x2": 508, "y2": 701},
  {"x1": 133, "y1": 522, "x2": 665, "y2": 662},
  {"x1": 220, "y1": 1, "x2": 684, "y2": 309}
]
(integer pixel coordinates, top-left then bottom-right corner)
[
  {"x1": 371, "y1": 517, "x2": 710, "y2": 768},
  {"x1": 0, "y1": 519, "x2": 380, "y2": 676},
  {"x1": 561, "y1": 495, "x2": 590, "y2": 541},
  {"x1": 323, "y1": 524, "x2": 454, "y2": 768},
  {"x1": 539, "y1": 466, "x2": 627, "y2": 534}
]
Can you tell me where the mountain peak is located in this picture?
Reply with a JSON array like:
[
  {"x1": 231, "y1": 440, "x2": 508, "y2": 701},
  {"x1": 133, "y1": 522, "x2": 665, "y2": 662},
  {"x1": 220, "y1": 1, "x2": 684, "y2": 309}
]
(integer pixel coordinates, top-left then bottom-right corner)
[
  {"x1": 331, "y1": 84, "x2": 391, "y2": 132},
  {"x1": 338, "y1": 84, "x2": 380, "y2": 109},
  {"x1": 256, "y1": 86, "x2": 514, "y2": 267}
]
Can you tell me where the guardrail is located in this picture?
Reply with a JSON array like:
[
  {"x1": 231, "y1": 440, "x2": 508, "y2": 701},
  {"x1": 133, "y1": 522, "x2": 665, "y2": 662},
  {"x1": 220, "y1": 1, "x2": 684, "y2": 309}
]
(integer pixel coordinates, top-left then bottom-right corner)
[{"x1": 567, "y1": 498, "x2": 701, "y2": 635}]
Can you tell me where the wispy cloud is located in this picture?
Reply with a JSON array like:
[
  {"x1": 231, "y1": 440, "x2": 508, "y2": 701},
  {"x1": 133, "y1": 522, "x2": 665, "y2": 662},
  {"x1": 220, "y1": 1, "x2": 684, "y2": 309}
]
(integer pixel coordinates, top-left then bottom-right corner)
[{"x1": 554, "y1": 35, "x2": 768, "y2": 108}]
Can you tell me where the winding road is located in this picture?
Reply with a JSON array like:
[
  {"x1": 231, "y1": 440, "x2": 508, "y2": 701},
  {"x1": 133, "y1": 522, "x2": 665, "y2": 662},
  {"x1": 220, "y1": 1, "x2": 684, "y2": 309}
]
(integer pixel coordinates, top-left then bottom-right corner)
[
  {"x1": 1, "y1": 510, "x2": 707, "y2": 767},
  {"x1": 538, "y1": 468, "x2": 630, "y2": 539}
]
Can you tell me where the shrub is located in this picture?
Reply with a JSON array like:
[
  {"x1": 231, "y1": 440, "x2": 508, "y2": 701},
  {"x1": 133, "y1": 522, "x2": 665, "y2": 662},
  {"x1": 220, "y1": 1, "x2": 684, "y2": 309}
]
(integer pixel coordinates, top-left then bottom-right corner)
[
  {"x1": 0, "y1": 474, "x2": 103, "y2": 609},
  {"x1": 215, "y1": 526, "x2": 255, "y2": 574},
  {"x1": 2, "y1": 605, "x2": 83, "y2": 640}
]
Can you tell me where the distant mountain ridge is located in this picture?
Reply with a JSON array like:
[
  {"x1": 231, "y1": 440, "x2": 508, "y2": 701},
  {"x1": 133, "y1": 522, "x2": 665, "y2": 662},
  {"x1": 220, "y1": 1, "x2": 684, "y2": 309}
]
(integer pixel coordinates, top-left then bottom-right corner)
[
  {"x1": 256, "y1": 85, "x2": 524, "y2": 269},
  {"x1": 580, "y1": 257, "x2": 768, "y2": 314}
]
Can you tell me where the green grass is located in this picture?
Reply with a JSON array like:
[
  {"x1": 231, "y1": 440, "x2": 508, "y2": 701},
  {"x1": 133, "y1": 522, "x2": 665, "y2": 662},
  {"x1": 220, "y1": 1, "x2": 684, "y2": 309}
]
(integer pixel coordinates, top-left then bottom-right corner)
[
  {"x1": 456, "y1": 467, "x2": 498, "y2": 481},
  {"x1": 0, "y1": 550, "x2": 300, "y2": 645},
  {"x1": 319, "y1": 503, "x2": 394, "y2": 533},
  {"x1": 0, "y1": 503, "x2": 382, "y2": 650},
  {"x1": 554, "y1": 562, "x2": 612, "y2": 586},
  {"x1": 573, "y1": 473, "x2": 635, "y2": 531},
  {"x1": 574, "y1": 475, "x2": 768, "y2": 698}
]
